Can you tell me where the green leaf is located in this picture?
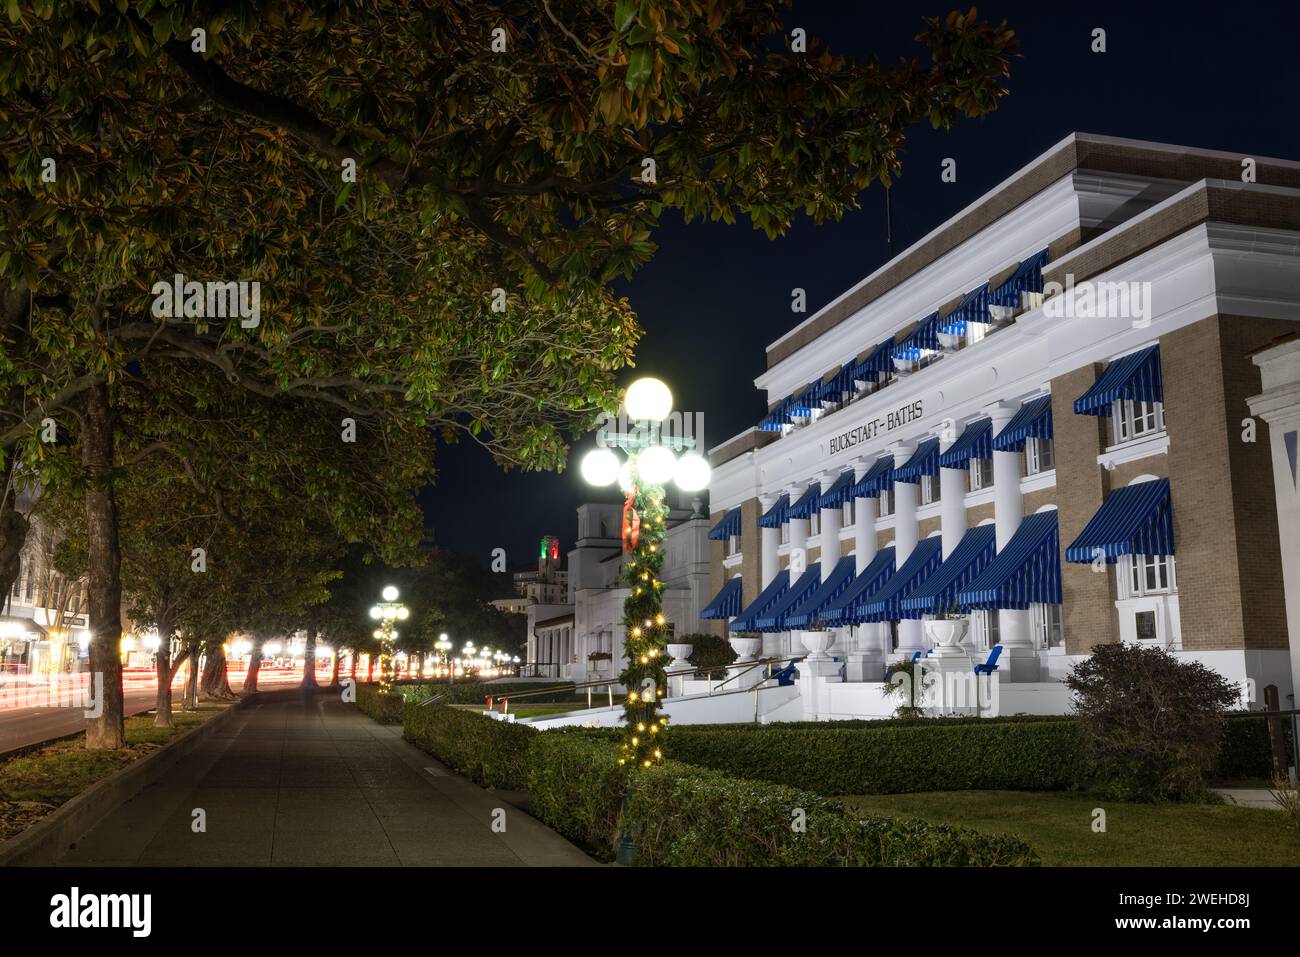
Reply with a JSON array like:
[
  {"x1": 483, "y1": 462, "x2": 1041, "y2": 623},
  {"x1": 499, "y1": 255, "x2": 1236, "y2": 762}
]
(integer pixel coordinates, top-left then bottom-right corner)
[
  {"x1": 334, "y1": 181, "x2": 353, "y2": 211},
  {"x1": 614, "y1": 0, "x2": 636, "y2": 32},
  {"x1": 625, "y1": 46, "x2": 652, "y2": 91}
]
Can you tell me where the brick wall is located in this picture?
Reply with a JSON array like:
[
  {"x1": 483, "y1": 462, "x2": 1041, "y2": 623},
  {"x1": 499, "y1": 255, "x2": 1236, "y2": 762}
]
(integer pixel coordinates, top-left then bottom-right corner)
[
  {"x1": 1022, "y1": 487, "x2": 1056, "y2": 517},
  {"x1": 708, "y1": 508, "x2": 726, "y2": 639},
  {"x1": 737, "y1": 497, "x2": 764, "y2": 638},
  {"x1": 1052, "y1": 364, "x2": 1120, "y2": 652}
]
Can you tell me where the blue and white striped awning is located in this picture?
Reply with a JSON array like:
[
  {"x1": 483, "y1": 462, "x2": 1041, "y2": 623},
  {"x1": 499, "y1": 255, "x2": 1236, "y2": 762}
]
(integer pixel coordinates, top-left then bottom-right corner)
[
  {"x1": 753, "y1": 564, "x2": 822, "y2": 632},
  {"x1": 899, "y1": 525, "x2": 997, "y2": 618},
  {"x1": 700, "y1": 577, "x2": 745, "y2": 619},
  {"x1": 729, "y1": 570, "x2": 789, "y2": 632},
  {"x1": 756, "y1": 494, "x2": 789, "y2": 529},
  {"x1": 1073, "y1": 345, "x2": 1163, "y2": 416},
  {"x1": 758, "y1": 395, "x2": 796, "y2": 432},
  {"x1": 783, "y1": 484, "x2": 823, "y2": 521},
  {"x1": 989, "y1": 249, "x2": 1049, "y2": 308},
  {"x1": 784, "y1": 557, "x2": 858, "y2": 629},
  {"x1": 822, "y1": 547, "x2": 896, "y2": 625},
  {"x1": 788, "y1": 381, "x2": 823, "y2": 416},
  {"x1": 939, "y1": 283, "x2": 991, "y2": 335},
  {"x1": 858, "y1": 537, "x2": 944, "y2": 623},
  {"x1": 939, "y1": 418, "x2": 993, "y2": 470},
  {"x1": 893, "y1": 313, "x2": 942, "y2": 362},
  {"x1": 960, "y1": 511, "x2": 1061, "y2": 610},
  {"x1": 856, "y1": 338, "x2": 896, "y2": 380},
  {"x1": 893, "y1": 437, "x2": 941, "y2": 483},
  {"x1": 707, "y1": 507, "x2": 741, "y2": 541},
  {"x1": 1066, "y1": 478, "x2": 1174, "y2": 563},
  {"x1": 817, "y1": 469, "x2": 856, "y2": 510},
  {"x1": 991, "y1": 396, "x2": 1054, "y2": 453},
  {"x1": 852, "y1": 455, "x2": 895, "y2": 498}
]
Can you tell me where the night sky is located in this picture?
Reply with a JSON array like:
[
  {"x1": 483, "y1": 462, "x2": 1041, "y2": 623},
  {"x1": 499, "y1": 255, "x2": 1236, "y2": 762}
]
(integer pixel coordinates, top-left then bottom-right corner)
[{"x1": 420, "y1": 0, "x2": 1300, "y2": 571}]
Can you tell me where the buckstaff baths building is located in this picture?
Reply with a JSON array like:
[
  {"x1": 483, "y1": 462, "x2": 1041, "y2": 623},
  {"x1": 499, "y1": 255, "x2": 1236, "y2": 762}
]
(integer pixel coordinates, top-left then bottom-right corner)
[{"x1": 700, "y1": 133, "x2": 1300, "y2": 711}]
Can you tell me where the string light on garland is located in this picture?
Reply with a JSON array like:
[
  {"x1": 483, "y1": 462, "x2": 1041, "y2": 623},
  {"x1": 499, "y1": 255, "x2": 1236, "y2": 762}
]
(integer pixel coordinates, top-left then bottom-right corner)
[{"x1": 578, "y1": 377, "x2": 711, "y2": 771}]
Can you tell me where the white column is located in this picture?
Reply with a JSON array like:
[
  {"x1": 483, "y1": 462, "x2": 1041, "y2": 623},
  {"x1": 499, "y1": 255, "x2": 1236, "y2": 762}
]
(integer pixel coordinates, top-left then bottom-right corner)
[
  {"x1": 784, "y1": 485, "x2": 810, "y2": 658},
  {"x1": 847, "y1": 457, "x2": 884, "y2": 681},
  {"x1": 1249, "y1": 341, "x2": 1300, "y2": 705},
  {"x1": 986, "y1": 400, "x2": 1035, "y2": 681},
  {"x1": 939, "y1": 433, "x2": 968, "y2": 559},
  {"x1": 818, "y1": 472, "x2": 841, "y2": 581},
  {"x1": 891, "y1": 442, "x2": 924, "y2": 656},
  {"x1": 759, "y1": 493, "x2": 779, "y2": 589}
]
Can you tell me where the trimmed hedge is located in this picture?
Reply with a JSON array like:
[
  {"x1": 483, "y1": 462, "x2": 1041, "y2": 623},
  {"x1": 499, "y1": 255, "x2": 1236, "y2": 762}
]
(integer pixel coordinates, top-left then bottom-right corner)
[
  {"x1": 402, "y1": 702, "x2": 536, "y2": 790},
  {"x1": 1215, "y1": 714, "x2": 1296, "y2": 780},
  {"x1": 395, "y1": 680, "x2": 578, "y2": 706},
  {"x1": 664, "y1": 720, "x2": 1087, "y2": 795},
  {"x1": 355, "y1": 684, "x2": 404, "y2": 725},
  {"x1": 527, "y1": 732, "x2": 1038, "y2": 866}
]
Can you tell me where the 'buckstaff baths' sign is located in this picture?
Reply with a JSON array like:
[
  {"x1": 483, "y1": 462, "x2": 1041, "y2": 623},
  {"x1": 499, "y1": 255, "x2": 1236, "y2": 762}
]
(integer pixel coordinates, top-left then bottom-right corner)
[{"x1": 827, "y1": 399, "x2": 924, "y2": 457}]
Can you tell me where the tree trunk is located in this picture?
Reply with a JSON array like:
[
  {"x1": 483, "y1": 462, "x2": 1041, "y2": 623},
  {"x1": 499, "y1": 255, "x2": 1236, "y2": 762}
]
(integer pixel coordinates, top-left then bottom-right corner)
[
  {"x1": 367, "y1": 654, "x2": 375, "y2": 683},
  {"x1": 182, "y1": 641, "x2": 200, "y2": 710},
  {"x1": 329, "y1": 647, "x2": 342, "y2": 688},
  {"x1": 301, "y1": 630, "x2": 318, "y2": 689},
  {"x1": 243, "y1": 638, "x2": 264, "y2": 693},
  {"x1": 0, "y1": 472, "x2": 30, "y2": 604},
  {"x1": 349, "y1": 652, "x2": 357, "y2": 680},
  {"x1": 152, "y1": 612, "x2": 176, "y2": 728},
  {"x1": 200, "y1": 640, "x2": 235, "y2": 699},
  {"x1": 82, "y1": 383, "x2": 125, "y2": 750}
]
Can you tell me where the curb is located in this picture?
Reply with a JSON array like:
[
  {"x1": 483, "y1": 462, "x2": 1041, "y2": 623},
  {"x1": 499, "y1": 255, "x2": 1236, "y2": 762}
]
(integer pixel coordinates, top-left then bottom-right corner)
[{"x1": 0, "y1": 696, "x2": 251, "y2": 867}]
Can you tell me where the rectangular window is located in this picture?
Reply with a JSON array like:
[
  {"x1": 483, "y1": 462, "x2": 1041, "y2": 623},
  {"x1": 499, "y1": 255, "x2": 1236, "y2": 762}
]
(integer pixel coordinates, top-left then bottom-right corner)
[
  {"x1": 969, "y1": 457, "x2": 992, "y2": 492},
  {"x1": 1032, "y1": 603, "x2": 1064, "y2": 650},
  {"x1": 779, "y1": 523, "x2": 790, "y2": 546},
  {"x1": 1025, "y1": 437, "x2": 1055, "y2": 475},
  {"x1": 974, "y1": 609, "x2": 1001, "y2": 650},
  {"x1": 966, "y1": 322, "x2": 988, "y2": 346},
  {"x1": 809, "y1": 512, "x2": 820, "y2": 537},
  {"x1": 1112, "y1": 399, "x2": 1164, "y2": 444},
  {"x1": 842, "y1": 499, "x2": 855, "y2": 527},
  {"x1": 920, "y1": 474, "x2": 940, "y2": 505},
  {"x1": 1121, "y1": 553, "x2": 1175, "y2": 598},
  {"x1": 726, "y1": 534, "x2": 740, "y2": 558},
  {"x1": 877, "y1": 489, "x2": 893, "y2": 518}
]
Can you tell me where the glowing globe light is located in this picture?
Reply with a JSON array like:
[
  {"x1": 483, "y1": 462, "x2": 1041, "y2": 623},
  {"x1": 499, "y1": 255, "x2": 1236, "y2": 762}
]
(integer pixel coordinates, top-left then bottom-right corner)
[
  {"x1": 617, "y1": 459, "x2": 636, "y2": 493},
  {"x1": 580, "y1": 447, "x2": 620, "y2": 486},
  {"x1": 369, "y1": 606, "x2": 382, "y2": 619},
  {"x1": 396, "y1": 606, "x2": 410, "y2": 620},
  {"x1": 637, "y1": 445, "x2": 677, "y2": 485},
  {"x1": 382, "y1": 585, "x2": 399, "y2": 601},
  {"x1": 673, "y1": 451, "x2": 711, "y2": 491},
  {"x1": 624, "y1": 377, "x2": 673, "y2": 423}
]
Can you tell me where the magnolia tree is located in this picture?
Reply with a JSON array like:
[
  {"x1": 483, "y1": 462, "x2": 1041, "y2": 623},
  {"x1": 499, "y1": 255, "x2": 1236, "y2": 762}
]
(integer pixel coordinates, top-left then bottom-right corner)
[{"x1": 0, "y1": 1, "x2": 1016, "y2": 748}]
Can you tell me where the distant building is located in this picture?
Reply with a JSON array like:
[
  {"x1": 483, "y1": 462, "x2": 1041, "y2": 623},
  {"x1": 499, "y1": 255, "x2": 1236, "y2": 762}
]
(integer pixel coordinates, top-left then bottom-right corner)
[
  {"x1": 490, "y1": 536, "x2": 570, "y2": 616},
  {"x1": 524, "y1": 498, "x2": 712, "y2": 682}
]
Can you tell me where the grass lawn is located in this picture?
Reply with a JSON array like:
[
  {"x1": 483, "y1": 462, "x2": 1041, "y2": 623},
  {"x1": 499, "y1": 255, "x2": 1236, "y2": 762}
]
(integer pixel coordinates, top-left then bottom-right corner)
[
  {"x1": 0, "y1": 706, "x2": 228, "y2": 843},
  {"x1": 450, "y1": 701, "x2": 593, "y2": 719},
  {"x1": 842, "y1": 790, "x2": 1300, "y2": 866}
]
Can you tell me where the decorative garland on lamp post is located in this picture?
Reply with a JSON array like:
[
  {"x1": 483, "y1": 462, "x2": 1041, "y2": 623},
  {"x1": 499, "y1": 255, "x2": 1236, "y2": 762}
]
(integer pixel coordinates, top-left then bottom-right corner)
[{"x1": 617, "y1": 470, "x2": 671, "y2": 769}]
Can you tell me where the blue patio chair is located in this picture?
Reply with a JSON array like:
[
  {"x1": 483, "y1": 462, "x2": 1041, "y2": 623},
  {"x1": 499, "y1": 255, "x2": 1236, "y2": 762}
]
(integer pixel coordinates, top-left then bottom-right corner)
[
  {"x1": 910, "y1": 650, "x2": 924, "y2": 663},
  {"x1": 770, "y1": 658, "x2": 803, "y2": 686},
  {"x1": 973, "y1": 644, "x2": 1003, "y2": 676}
]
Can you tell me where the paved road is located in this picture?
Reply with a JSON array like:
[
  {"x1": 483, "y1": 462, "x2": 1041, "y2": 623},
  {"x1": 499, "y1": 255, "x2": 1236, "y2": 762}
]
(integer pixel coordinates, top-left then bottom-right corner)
[
  {"x1": 58, "y1": 691, "x2": 597, "y2": 866},
  {"x1": 0, "y1": 669, "x2": 305, "y2": 755}
]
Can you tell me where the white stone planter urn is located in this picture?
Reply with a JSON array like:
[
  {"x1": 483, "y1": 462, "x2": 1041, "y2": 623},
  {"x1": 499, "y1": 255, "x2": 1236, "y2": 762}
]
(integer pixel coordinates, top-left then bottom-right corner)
[
  {"x1": 728, "y1": 635, "x2": 762, "y2": 663},
  {"x1": 800, "y1": 630, "x2": 833, "y2": 660},
  {"x1": 924, "y1": 617, "x2": 970, "y2": 657},
  {"x1": 666, "y1": 643, "x2": 694, "y2": 674}
]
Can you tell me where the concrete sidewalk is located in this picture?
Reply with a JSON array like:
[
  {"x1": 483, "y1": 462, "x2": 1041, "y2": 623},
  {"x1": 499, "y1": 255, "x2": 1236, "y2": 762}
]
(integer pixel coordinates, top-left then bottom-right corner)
[{"x1": 58, "y1": 691, "x2": 597, "y2": 866}]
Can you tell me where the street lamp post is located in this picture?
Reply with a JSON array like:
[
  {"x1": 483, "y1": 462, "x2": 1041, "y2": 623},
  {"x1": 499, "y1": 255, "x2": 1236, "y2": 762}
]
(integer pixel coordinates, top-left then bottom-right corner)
[
  {"x1": 368, "y1": 585, "x2": 409, "y2": 693},
  {"x1": 579, "y1": 377, "x2": 710, "y2": 769},
  {"x1": 435, "y1": 633, "x2": 453, "y2": 684}
]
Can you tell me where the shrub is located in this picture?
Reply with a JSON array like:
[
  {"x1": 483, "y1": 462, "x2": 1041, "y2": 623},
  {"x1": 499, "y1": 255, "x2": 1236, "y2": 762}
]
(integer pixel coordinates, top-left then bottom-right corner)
[
  {"x1": 525, "y1": 733, "x2": 1039, "y2": 866},
  {"x1": 682, "y1": 632, "x2": 736, "y2": 676},
  {"x1": 663, "y1": 719, "x2": 1086, "y2": 794},
  {"x1": 1214, "y1": 714, "x2": 1296, "y2": 781},
  {"x1": 527, "y1": 733, "x2": 628, "y2": 859},
  {"x1": 1065, "y1": 643, "x2": 1239, "y2": 802},
  {"x1": 396, "y1": 680, "x2": 577, "y2": 706},
  {"x1": 402, "y1": 702, "x2": 535, "y2": 790},
  {"x1": 355, "y1": 684, "x2": 404, "y2": 725},
  {"x1": 624, "y1": 762, "x2": 1039, "y2": 866}
]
